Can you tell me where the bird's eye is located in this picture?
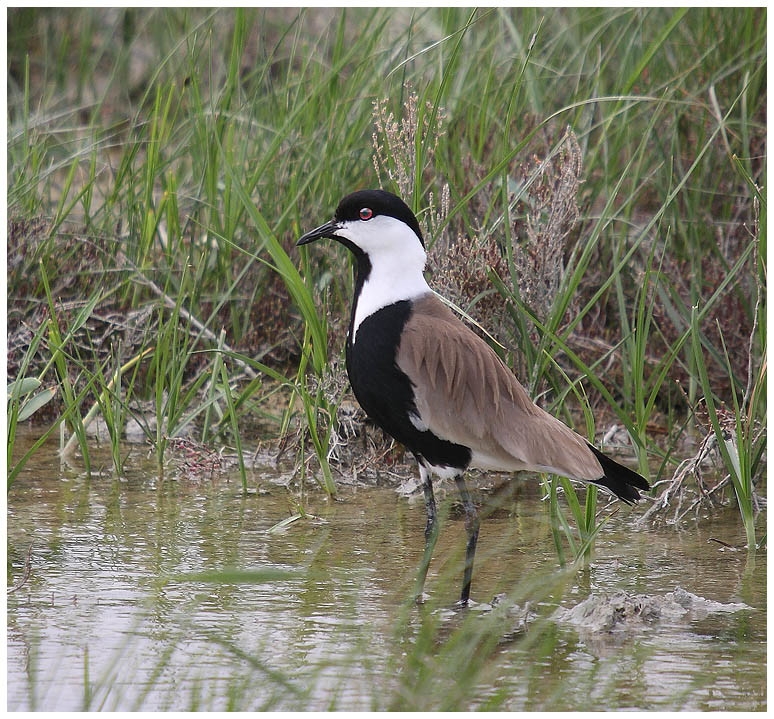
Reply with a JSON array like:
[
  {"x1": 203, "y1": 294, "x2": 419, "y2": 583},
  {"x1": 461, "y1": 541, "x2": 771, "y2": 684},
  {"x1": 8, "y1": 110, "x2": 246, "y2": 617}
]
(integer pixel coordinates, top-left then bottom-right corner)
[{"x1": 359, "y1": 207, "x2": 373, "y2": 221}]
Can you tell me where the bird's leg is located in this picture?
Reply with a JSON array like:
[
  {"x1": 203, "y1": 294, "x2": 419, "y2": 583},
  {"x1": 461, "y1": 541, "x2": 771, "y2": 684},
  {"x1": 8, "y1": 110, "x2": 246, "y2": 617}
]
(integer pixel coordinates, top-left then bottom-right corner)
[
  {"x1": 454, "y1": 475, "x2": 479, "y2": 606},
  {"x1": 414, "y1": 463, "x2": 438, "y2": 603}
]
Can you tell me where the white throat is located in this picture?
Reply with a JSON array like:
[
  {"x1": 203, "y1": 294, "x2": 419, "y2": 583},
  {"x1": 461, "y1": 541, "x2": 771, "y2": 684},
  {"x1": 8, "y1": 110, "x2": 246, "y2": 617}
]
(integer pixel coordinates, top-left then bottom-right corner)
[{"x1": 353, "y1": 259, "x2": 431, "y2": 341}]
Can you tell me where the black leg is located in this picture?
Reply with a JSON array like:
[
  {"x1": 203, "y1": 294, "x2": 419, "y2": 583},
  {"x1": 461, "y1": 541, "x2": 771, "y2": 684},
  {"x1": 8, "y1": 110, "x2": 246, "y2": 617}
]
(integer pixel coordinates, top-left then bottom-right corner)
[
  {"x1": 414, "y1": 463, "x2": 438, "y2": 602},
  {"x1": 455, "y1": 474, "x2": 479, "y2": 606}
]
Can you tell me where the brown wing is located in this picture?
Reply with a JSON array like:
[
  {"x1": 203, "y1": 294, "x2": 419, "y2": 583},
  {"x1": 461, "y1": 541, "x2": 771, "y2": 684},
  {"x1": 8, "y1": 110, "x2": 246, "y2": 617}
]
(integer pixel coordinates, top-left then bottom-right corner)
[{"x1": 397, "y1": 294, "x2": 603, "y2": 481}]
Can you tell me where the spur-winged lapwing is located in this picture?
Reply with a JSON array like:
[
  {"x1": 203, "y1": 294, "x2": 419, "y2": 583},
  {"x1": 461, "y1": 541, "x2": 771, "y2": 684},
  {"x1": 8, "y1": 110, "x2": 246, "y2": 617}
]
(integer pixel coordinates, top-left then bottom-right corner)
[{"x1": 298, "y1": 189, "x2": 650, "y2": 606}]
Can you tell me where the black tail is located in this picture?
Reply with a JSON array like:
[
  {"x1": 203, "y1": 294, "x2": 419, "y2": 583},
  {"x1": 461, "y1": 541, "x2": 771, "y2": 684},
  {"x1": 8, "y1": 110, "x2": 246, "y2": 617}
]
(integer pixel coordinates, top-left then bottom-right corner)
[{"x1": 586, "y1": 443, "x2": 650, "y2": 505}]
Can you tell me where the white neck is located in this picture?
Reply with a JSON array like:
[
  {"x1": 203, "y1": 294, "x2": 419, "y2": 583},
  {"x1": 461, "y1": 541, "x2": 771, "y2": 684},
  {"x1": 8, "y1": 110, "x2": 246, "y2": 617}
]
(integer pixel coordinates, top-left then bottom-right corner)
[
  {"x1": 353, "y1": 257, "x2": 430, "y2": 341},
  {"x1": 333, "y1": 214, "x2": 431, "y2": 342}
]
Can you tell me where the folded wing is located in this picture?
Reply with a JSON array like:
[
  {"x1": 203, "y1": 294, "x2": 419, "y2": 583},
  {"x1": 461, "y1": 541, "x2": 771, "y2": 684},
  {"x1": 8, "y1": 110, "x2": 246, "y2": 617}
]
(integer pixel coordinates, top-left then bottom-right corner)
[{"x1": 397, "y1": 294, "x2": 605, "y2": 481}]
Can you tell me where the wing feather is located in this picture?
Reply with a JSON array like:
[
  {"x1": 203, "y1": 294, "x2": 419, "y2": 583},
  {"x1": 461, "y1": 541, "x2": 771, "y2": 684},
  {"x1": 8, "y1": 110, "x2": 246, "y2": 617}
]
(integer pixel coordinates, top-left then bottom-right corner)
[{"x1": 397, "y1": 294, "x2": 603, "y2": 480}]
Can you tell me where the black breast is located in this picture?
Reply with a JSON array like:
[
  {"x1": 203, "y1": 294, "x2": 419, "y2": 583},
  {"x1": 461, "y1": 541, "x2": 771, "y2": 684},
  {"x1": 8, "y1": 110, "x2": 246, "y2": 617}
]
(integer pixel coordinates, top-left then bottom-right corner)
[{"x1": 346, "y1": 300, "x2": 471, "y2": 471}]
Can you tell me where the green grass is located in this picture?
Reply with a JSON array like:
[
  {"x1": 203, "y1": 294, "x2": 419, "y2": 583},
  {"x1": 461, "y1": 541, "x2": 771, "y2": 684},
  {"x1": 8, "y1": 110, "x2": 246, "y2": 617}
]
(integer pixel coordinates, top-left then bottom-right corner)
[{"x1": 7, "y1": 8, "x2": 766, "y2": 539}]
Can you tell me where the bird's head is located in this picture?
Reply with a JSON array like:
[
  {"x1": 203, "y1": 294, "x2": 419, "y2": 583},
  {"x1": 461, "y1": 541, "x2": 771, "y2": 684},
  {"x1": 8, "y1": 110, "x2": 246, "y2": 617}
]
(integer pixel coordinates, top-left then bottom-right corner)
[{"x1": 297, "y1": 189, "x2": 426, "y2": 262}]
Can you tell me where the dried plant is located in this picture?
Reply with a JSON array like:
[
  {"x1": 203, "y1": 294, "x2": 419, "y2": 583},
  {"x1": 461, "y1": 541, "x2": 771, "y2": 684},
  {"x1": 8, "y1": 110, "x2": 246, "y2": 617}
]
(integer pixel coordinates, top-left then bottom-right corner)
[
  {"x1": 371, "y1": 91, "x2": 450, "y2": 244},
  {"x1": 166, "y1": 436, "x2": 228, "y2": 480},
  {"x1": 372, "y1": 92, "x2": 429, "y2": 199},
  {"x1": 637, "y1": 405, "x2": 765, "y2": 528},
  {"x1": 430, "y1": 231, "x2": 511, "y2": 342},
  {"x1": 513, "y1": 127, "x2": 583, "y2": 334},
  {"x1": 431, "y1": 128, "x2": 584, "y2": 350}
]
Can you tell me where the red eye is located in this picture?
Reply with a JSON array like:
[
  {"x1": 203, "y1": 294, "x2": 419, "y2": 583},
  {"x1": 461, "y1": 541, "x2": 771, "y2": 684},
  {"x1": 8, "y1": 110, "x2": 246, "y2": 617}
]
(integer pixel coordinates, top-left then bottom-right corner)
[{"x1": 359, "y1": 207, "x2": 373, "y2": 220}]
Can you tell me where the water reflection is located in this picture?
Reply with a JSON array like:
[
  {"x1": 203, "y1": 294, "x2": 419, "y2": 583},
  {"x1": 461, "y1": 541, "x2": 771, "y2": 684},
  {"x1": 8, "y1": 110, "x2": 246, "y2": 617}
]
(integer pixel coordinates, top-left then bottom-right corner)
[{"x1": 7, "y1": 429, "x2": 766, "y2": 710}]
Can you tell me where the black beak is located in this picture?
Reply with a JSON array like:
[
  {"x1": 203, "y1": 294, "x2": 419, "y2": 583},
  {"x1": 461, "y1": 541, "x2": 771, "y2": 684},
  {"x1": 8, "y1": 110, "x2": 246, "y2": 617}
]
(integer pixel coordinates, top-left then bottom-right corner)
[{"x1": 297, "y1": 220, "x2": 341, "y2": 246}]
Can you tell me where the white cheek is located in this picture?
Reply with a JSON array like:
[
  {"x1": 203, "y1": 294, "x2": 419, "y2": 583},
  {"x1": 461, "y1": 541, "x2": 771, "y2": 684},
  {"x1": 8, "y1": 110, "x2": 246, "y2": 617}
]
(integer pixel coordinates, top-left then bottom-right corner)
[{"x1": 337, "y1": 216, "x2": 407, "y2": 250}]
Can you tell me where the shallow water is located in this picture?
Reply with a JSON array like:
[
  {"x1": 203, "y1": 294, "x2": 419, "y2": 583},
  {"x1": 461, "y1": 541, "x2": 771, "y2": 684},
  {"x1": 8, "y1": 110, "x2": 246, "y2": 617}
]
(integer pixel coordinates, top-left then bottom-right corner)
[{"x1": 7, "y1": 428, "x2": 766, "y2": 711}]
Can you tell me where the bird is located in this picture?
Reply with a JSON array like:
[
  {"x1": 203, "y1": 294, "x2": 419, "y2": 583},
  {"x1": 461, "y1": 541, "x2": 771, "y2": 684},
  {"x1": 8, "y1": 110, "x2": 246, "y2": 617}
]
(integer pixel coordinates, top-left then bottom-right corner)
[{"x1": 297, "y1": 188, "x2": 650, "y2": 606}]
